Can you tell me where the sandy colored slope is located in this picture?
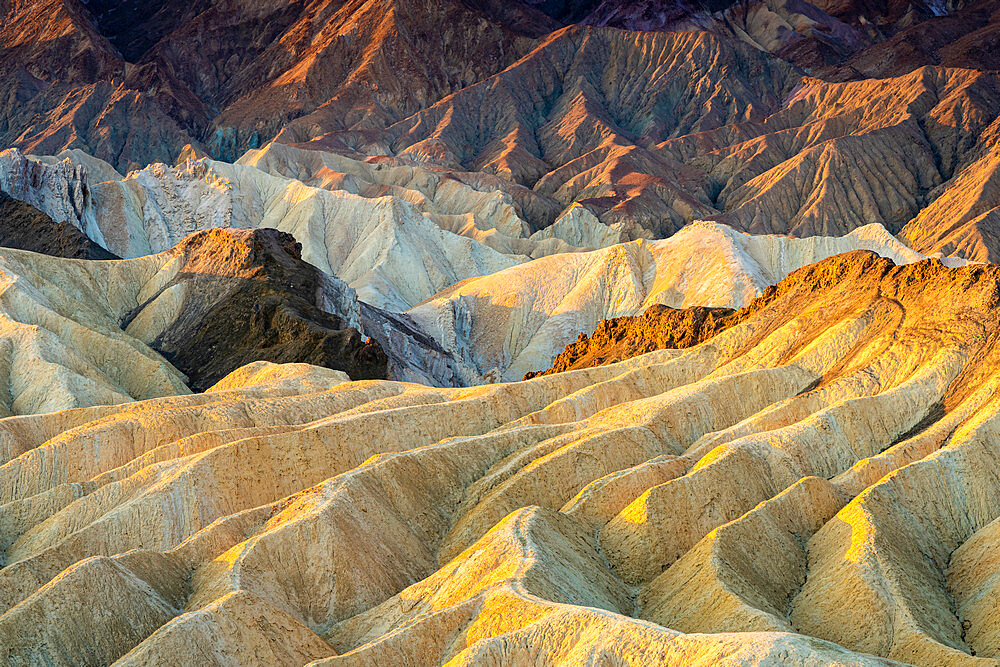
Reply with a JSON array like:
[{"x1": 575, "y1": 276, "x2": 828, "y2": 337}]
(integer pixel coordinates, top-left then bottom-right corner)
[
  {"x1": 0, "y1": 224, "x2": 388, "y2": 415},
  {"x1": 405, "y1": 220, "x2": 958, "y2": 383},
  {"x1": 0, "y1": 149, "x2": 527, "y2": 313},
  {"x1": 0, "y1": 246, "x2": 188, "y2": 416},
  {"x1": 4, "y1": 251, "x2": 1000, "y2": 663}
]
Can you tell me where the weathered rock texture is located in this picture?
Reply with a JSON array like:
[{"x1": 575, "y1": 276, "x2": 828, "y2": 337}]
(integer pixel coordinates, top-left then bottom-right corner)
[
  {"x1": 407, "y1": 220, "x2": 961, "y2": 383},
  {"x1": 4, "y1": 0, "x2": 1000, "y2": 263},
  {"x1": 0, "y1": 0, "x2": 545, "y2": 170},
  {"x1": 4, "y1": 251, "x2": 1000, "y2": 664},
  {"x1": 123, "y1": 228, "x2": 387, "y2": 391},
  {"x1": 524, "y1": 303, "x2": 739, "y2": 378},
  {"x1": 285, "y1": 30, "x2": 1000, "y2": 260},
  {"x1": 536, "y1": 0, "x2": 1000, "y2": 78},
  {"x1": 0, "y1": 192, "x2": 117, "y2": 260},
  {"x1": 0, "y1": 227, "x2": 388, "y2": 413},
  {"x1": 0, "y1": 150, "x2": 526, "y2": 313}
]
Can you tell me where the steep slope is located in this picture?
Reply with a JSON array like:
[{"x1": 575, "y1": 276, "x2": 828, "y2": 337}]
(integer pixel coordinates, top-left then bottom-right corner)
[
  {"x1": 406, "y1": 220, "x2": 957, "y2": 383},
  {"x1": 0, "y1": 246, "x2": 190, "y2": 415},
  {"x1": 5, "y1": 2, "x2": 1000, "y2": 260},
  {"x1": 295, "y1": 30, "x2": 1000, "y2": 257},
  {"x1": 524, "y1": 303, "x2": 740, "y2": 378},
  {"x1": 4, "y1": 252, "x2": 1000, "y2": 663},
  {"x1": 540, "y1": 0, "x2": 1000, "y2": 78},
  {"x1": 0, "y1": 193, "x2": 117, "y2": 260},
  {"x1": 0, "y1": 150, "x2": 531, "y2": 312},
  {"x1": 0, "y1": 0, "x2": 209, "y2": 171},
  {"x1": 821, "y1": 0, "x2": 1000, "y2": 79},
  {"x1": 5, "y1": 0, "x2": 998, "y2": 178},
  {"x1": 291, "y1": 27, "x2": 800, "y2": 238},
  {"x1": 898, "y1": 116, "x2": 1000, "y2": 262},
  {"x1": 237, "y1": 141, "x2": 564, "y2": 240},
  {"x1": 0, "y1": 227, "x2": 388, "y2": 414},
  {"x1": 121, "y1": 228, "x2": 387, "y2": 391},
  {"x1": 0, "y1": 0, "x2": 545, "y2": 170}
]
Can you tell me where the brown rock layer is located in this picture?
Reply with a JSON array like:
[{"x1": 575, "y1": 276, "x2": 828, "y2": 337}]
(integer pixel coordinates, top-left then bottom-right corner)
[
  {"x1": 0, "y1": 192, "x2": 117, "y2": 260},
  {"x1": 525, "y1": 304, "x2": 739, "y2": 378},
  {"x1": 125, "y1": 228, "x2": 387, "y2": 391}
]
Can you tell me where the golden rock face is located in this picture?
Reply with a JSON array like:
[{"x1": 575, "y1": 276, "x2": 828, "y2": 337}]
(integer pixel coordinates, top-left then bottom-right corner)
[{"x1": 2, "y1": 251, "x2": 999, "y2": 665}]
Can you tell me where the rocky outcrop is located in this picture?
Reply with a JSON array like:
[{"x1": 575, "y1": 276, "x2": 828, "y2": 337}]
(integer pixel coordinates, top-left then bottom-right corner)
[
  {"x1": 0, "y1": 192, "x2": 116, "y2": 260},
  {"x1": 536, "y1": 0, "x2": 1000, "y2": 79},
  {"x1": 1, "y1": 149, "x2": 535, "y2": 313},
  {"x1": 125, "y1": 228, "x2": 387, "y2": 392},
  {"x1": 89, "y1": 157, "x2": 523, "y2": 312},
  {"x1": 0, "y1": 0, "x2": 542, "y2": 170},
  {"x1": 524, "y1": 303, "x2": 739, "y2": 378},
  {"x1": 407, "y1": 220, "x2": 959, "y2": 383},
  {"x1": 298, "y1": 29, "x2": 1000, "y2": 258},
  {"x1": 4, "y1": 251, "x2": 1000, "y2": 664},
  {"x1": 0, "y1": 227, "x2": 391, "y2": 413}
]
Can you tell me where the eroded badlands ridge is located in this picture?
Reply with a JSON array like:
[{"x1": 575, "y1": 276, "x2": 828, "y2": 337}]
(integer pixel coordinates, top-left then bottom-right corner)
[
  {"x1": 408, "y1": 220, "x2": 960, "y2": 383},
  {"x1": 11, "y1": 147, "x2": 969, "y2": 387},
  {"x1": 0, "y1": 193, "x2": 117, "y2": 260},
  {"x1": 523, "y1": 303, "x2": 740, "y2": 378},
  {"x1": 2, "y1": 251, "x2": 1000, "y2": 664},
  {"x1": 125, "y1": 227, "x2": 387, "y2": 391},
  {"x1": 0, "y1": 227, "x2": 384, "y2": 413}
]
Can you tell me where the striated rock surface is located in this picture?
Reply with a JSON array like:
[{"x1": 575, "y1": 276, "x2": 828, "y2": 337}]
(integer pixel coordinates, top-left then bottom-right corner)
[
  {"x1": 15, "y1": 154, "x2": 525, "y2": 313},
  {"x1": 524, "y1": 303, "x2": 739, "y2": 378},
  {"x1": 122, "y1": 228, "x2": 387, "y2": 392},
  {"x1": 0, "y1": 192, "x2": 117, "y2": 260},
  {"x1": 0, "y1": 227, "x2": 391, "y2": 413},
  {"x1": 3, "y1": 251, "x2": 1000, "y2": 663},
  {"x1": 4, "y1": 0, "x2": 1000, "y2": 264},
  {"x1": 294, "y1": 30, "x2": 1000, "y2": 259},
  {"x1": 0, "y1": 245, "x2": 190, "y2": 415},
  {"x1": 0, "y1": 0, "x2": 543, "y2": 170},
  {"x1": 407, "y1": 220, "x2": 959, "y2": 383},
  {"x1": 5, "y1": 3, "x2": 1000, "y2": 261}
]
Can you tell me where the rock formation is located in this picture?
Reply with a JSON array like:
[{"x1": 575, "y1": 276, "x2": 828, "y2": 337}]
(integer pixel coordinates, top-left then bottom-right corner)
[
  {"x1": 407, "y1": 220, "x2": 960, "y2": 383},
  {"x1": 0, "y1": 152, "x2": 526, "y2": 312},
  {"x1": 122, "y1": 228, "x2": 387, "y2": 391},
  {"x1": 524, "y1": 303, "x2": 740, "y2": 378},
  {"x1": 0, "y1": 227, "x2": 391, "y2": 413},
  {"x1": 0, "y1": 0, "x2": 546, "y2": 170},
  {"x1": 0, "y1": 192, "x2": 117, "y2": 260},
  {"x1": 5, "y1": 2, "x2": 1000, "y2": 664},
  {"x1": 5, "y1": 1, "x2": 1000, "y2": 261},
  {"x1": 3, "y1": 251, "x2": 1000, "y2": 664},
  {"x1": 0, "y1": 245, "x2": 190, "y2": 415}
]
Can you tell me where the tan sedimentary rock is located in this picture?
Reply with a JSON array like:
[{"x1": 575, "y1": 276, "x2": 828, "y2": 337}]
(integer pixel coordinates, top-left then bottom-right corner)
[
  {"x1": 408, "y1": 220, "x2": 955, "y2": 383},
  {"x1": 0, "y1": 224, "x2": 390, "y2": 415},
  {"x1": 0, "y1": 251, "x2": 998, "y2": 664}
]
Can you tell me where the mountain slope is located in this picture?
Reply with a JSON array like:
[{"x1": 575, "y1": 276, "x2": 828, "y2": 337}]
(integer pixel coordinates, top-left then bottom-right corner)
[
  {"x1": 4, "y1": 3, "x2": 1000, "y2": 261},
  {"x1": 0, "y1": 0, "x2": 545, "y2": 170},
  {"x1": 0, "y1": 227, "x2": 390, "y2": 413},
  {"x1": 121, "y1": 227, "x2": 387, "y2": 391},
  {"x1": 406, "y1": 220, "x2": 960, "y2": 383},
  {"x1": 0, "y1": 193, "x2": 117, "y2": 260},
  {"x1": 292, "y1": 31, "x2": 1000, "y2": 258}
]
